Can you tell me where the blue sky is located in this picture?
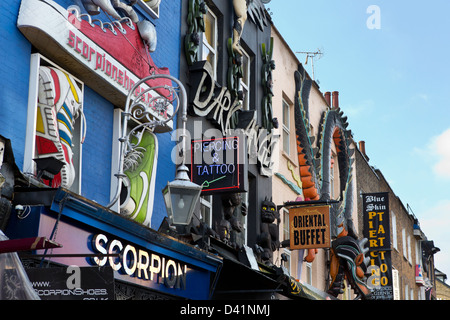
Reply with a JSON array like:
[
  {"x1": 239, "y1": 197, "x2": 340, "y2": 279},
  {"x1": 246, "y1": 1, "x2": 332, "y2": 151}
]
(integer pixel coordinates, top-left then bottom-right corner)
[{"x1": 268, "y1": 0, "x2": 450, "y2": 279}]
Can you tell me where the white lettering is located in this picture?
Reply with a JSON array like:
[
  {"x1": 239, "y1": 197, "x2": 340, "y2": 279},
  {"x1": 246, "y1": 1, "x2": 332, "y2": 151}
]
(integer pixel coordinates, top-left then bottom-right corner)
[
  {"x1": 92, "y1": 234, "x2": 108, "y2": 266},
  {"x1": 91, "y1": 234, "x2": 188, "y2": 290},
  {"x1": 122, "y1": 245, "x2": 137, "y2": 276}
]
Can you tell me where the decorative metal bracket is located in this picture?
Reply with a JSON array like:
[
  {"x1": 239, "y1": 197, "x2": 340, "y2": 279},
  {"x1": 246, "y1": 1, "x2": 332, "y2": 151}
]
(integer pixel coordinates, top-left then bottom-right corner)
[{"x1": 108, "y1": 74, "x2": 188, "y2": 209}]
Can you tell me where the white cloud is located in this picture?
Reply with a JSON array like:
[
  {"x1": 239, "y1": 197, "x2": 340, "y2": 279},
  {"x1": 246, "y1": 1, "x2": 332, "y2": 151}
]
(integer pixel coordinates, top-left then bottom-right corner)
[
  {"x1": 431, "y1": 128, "x2": 450, "y2": 179},
  {"x1": 344, "y1": 99, "x2": 375, "y2": 118}
]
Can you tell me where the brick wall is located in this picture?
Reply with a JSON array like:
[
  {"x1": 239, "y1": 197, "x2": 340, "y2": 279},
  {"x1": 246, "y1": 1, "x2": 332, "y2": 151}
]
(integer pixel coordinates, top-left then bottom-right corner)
[
  {"x1": 436, "y1": 279, "x2": 450, "y2": 300},
  {"x1": 355, "y1": 146, "x2": 419, "y2": 299}
]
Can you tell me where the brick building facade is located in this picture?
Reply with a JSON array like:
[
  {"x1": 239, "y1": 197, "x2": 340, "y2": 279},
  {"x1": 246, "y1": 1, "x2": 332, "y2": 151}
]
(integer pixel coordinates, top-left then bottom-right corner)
[{"x1": 356, "y1": 142, "x2": 439, "y2": 299}]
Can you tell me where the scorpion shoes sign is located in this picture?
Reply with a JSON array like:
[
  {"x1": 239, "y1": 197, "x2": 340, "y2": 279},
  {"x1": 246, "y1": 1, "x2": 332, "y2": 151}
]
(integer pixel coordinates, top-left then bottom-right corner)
[
  {"x1": 191, "y1": 136, "x2": 247, "y2": 194},
  {"x1": 363, "y1": 192, "x2": 394, "y2": 300}
]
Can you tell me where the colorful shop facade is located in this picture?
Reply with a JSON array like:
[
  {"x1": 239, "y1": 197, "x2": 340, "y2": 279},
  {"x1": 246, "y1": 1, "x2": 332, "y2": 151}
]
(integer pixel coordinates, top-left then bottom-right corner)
[
  {"x1": 0, "y1": 0, "x2": 224, "y2": 300},
  {"x1": 2, "y1": 0, "x2": 437, "y2": 301},
  {"x1": 0, "y1": 0, "x2": 318, "y2": 300}
]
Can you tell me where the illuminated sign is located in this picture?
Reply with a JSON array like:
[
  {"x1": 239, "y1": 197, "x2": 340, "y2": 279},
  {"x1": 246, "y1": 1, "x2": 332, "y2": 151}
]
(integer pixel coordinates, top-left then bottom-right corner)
[
  {"x1": 188, "y1": 60, "x2": 279, "y2": 177},
  {"x1": 191, "y1": 136, "x2": 247, "y2": 194},
  {"x1": 289, "y1": 205, "x2": 331, "y2": 249},
  {"x1": 90, "y1": 234, "x2": 187, "y2": 290}
]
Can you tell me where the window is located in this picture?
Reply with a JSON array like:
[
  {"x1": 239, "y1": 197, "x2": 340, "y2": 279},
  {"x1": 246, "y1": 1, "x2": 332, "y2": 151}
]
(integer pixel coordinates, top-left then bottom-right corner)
[
  {"x1": 402, "y1": 228, "x2": 407, "y2": 258},
  {"x1": 199, "y1": 195, "x2": 213, "y2": 227},
  {"x1": 415, "y1": 240, "x2": 420, "y2": 265},
  {"x1": 392, "y1": 211, "x2": 398, "y2": 250},
  {"x1": 405, "y1": 283, "x2": 409, "y2": 300},
  {"x1": 240, "y1": 49, "x2": 251, "y2": 110},
  {"x1": 282, "y1": 249, "x2": 291, "y2": 274},
  {"x1": 282, "y1": 99, "x2": 290, "y2": 154},
  {"x1": 407, "y1": 235, "x2": 412, "y2": 264},
  {"x1": 202, "y1": 7, "x2": 218, "y2": 78},
  {"x1": 283, "y1": 208, "x2": 290, "y2": 242},
  {"x1": 24, "y1": 54, "x2": 84, "y2": 194}
]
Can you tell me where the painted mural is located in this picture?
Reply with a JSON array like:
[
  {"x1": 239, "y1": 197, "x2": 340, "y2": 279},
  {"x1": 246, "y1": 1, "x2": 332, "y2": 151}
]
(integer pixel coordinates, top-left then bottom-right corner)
[
  {"x1": 35, "y1": 66, "x2": 85, "y2": 188},
  {"x1": 120, "y1": 129, "x2": 158, "y2": 227}
]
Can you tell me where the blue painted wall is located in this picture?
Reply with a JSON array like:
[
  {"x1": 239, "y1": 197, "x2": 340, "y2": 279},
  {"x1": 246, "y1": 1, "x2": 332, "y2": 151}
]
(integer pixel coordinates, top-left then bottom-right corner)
[
  {"x1": 0, "y1": 0, "x2": 181, "y2": 229},
  {"x1": 0, "y1": 1, "x2": 32, "y2": 168}
]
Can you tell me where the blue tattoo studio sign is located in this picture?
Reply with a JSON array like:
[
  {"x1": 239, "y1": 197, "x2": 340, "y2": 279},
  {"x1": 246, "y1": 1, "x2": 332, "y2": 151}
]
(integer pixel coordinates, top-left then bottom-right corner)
[{"x1": 191, "y1": 136, "x2": 247, "y2": 194}]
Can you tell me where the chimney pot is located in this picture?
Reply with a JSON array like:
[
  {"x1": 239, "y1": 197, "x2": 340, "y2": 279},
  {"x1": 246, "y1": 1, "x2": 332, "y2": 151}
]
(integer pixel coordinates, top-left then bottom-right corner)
[
  {"x1": 324, "y1": 92, "x2": 331, "y2": 106},
  {"x1": 332, "y1": 91, "x2": 339, "y2": 109},
  {"x1": 359, "y1": 141, "x2": 369, "y2": 161}
]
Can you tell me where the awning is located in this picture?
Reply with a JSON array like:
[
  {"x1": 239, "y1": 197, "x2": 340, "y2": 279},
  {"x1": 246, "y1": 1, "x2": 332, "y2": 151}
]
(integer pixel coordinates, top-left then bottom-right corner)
[
  {"x1": 212, "y1": 257, "x2": 285, "y2": 300},
  {"x1": 0, "y1": 236, "x2": 61, "y2": 254}
]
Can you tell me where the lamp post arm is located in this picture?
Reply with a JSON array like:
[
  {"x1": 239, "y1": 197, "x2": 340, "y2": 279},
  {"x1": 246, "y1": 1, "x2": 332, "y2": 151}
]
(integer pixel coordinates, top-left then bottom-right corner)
[{"x1": 107, "y1": 74, "x2": 187, "y2": 209}]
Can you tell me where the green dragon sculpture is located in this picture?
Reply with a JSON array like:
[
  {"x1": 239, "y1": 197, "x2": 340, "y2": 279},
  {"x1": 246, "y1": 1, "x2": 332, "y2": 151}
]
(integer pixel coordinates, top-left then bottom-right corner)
[{"x1": 294, "y1": 65, "x2": 371, "y2": 299}]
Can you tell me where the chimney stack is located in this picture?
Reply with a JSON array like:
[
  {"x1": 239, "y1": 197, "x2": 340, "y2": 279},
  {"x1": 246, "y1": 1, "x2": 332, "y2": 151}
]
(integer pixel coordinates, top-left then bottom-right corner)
[
  {"x1": 324, "y1": 92, "x2": 331, "y2": 107},
  {"x1": 332, "y1": 91, "x2": 339, "y2": 109},
  {"x1": 359, "y1": 141, "x2": 369, "y2": 161}
]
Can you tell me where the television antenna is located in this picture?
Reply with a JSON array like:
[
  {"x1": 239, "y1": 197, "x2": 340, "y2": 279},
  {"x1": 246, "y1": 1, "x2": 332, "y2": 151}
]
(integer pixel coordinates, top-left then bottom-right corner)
[{"x1": 296, "y1": 49, "x2": 323, "y2": 81}]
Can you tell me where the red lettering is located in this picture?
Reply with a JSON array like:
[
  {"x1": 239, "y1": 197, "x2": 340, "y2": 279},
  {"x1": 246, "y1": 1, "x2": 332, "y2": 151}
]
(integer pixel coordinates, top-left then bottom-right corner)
[
  {"x1": 89, "y1": 47, "x2": 95, "y2": 61},
  {"x1": 95, "y1": 52, "x2": 102, "y2": 70},
  {"x1": 75, "y1": 36, "x2": 82, "y2": 53},
  {"x1": 82, "y1": 42, "x2": 89, "y2": 59},
  {"x1": 106, "y1": 60, "x2": 112, "y2": 76},
  {"x1": 68, "y1": 31, "x2": 75, "y2": 48},
  {"x1": 118, "y1": 70, "x2": 124, "y2": 85}
]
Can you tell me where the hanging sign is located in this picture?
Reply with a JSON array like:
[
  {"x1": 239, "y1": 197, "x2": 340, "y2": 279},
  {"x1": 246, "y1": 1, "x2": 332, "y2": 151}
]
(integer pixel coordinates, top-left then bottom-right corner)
[
  {"x1": 289, "y1": 205, "x2": 331, "y2": 249},
  {"x1": 363, "y1": 192, "x2": 391, "y2": 251},
  {"x1": 191, "y1": 136, "x2": 247, "y2": 194},
  {"x1": 363, "y1": 192, "x2": 393, "y2": 300}
]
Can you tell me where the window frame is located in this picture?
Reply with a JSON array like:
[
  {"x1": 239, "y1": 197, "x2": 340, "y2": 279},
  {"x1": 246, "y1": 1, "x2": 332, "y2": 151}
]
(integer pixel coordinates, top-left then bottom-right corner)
[
  {"x1": 392, "y1": 211, "x2": 398, "y2": 250},
  {"x1": 240, "y1": 48, "x2": 251, "y2": 110},
  {"x1": 199, "y1": 195, "x2": 213, "y2": 227},
  {"x1": 201, "y1": 6, "x2": 218, "y2": 79},
  {"x1": 282, "y1": 98, "x2": 290, "y2": 155}
]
